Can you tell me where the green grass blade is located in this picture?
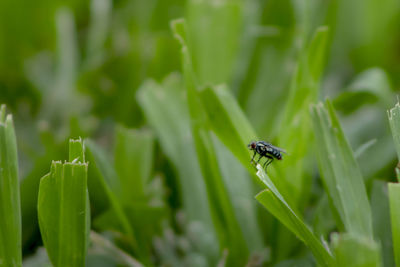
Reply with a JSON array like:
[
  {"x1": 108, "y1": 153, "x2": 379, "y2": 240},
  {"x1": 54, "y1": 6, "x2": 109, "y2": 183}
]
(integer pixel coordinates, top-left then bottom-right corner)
[
  {"x1": 332, "y1": 233, "x2": 382, "y2": 267},
  {"x1": 84, "y1": 140, "x2": 141, "y2": 257},
  {"x1": 173, "y1": 19, "x2": 258, "y2": 178},
  {"x1": 213, "y1": 138, "x2": 264, "y2": 252},
  {"x1": 89, "y1": 231, "x2": 144, "y2": 267},
  {"x1": 0, "y1": 105, "x2": 22, "y2": 267},
  {"x1": 137, "y1": 74, "x2": 222, "y2": 264},
  {"x1": 38, "y1": 160, "x2": 89, "y2": 267},
  {"x1": 114, "y1": 126, "x2": 154, "y2": 203},
  {"x1": 188, "y1": 121, "x2": 249, "y2": 265},
  {"x1": 310, "y1": 100, "x2": 373, "y2": 239},
  {"x1": 194, "y1": 81, "x2": 266, "y2": 252},
  {"x1": 276, "y1": 26, "x2": 329, "y2": 208},
  {"x1": 113, "y1": 126, "x2": 166, "y2": 260},
  {"x1": 239, "y1": 1, "x2": 298, "y2": 136},
  {"x1": 387, "y1": 101, "x2": 400, "y2": 266},
  {"x1": 282, "y1": 26, "x2": 329, "y2": 123},
  {"x1": 388, "y1": 183, "x2": 400, "y2": 267},
  {"x1": 388, "y1": 101, "x2": 400, "y2": 181},
  {"x1": 172, "y1": 18, "x2": 250, "y2": 265},
  {"x1": 370, "y1": 181, "x2": 395, "y2": 267},
  {"x1": 255, "y1": 166, "x2": 333, "y2": 267},
  {"x1": 85, "y1": 139, "x2": 122, "y2": 200},
  {"x1": 199, "y1": 85, "x2": 257, "y2": 173},
  {"x1": 186, "y1": 0, "x2": 242, "y2": 85},
  {"x1": 334, "y1": 68, "x2": 394, "y2": 114},
  {"x1": 85, "y1": 0, "x2": 112, "y2": 68},
  {"x1": 136, "y1": 74, "x2": 214, "y2": 231},
  {"x1": 69, "y1": 137, "x2": 85, "y2": 163}
]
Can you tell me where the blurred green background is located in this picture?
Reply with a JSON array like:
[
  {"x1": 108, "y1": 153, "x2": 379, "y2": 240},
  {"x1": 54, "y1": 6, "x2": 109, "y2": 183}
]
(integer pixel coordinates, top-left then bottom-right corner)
[{"x1": 1, "y1": 0, "x2": 400, "y2": 266}]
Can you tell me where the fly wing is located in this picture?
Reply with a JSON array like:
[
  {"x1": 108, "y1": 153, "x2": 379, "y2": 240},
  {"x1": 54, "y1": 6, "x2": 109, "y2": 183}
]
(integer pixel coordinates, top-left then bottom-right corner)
[{"x1": 268, "y1": 144, "x2": 288, "y2": 154}]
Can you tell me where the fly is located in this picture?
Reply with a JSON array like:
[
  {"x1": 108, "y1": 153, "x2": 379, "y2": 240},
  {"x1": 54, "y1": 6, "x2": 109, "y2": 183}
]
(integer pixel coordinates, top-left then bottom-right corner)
[{"x1": 248, "y1": 141, "x2": 287, "y2": 172}]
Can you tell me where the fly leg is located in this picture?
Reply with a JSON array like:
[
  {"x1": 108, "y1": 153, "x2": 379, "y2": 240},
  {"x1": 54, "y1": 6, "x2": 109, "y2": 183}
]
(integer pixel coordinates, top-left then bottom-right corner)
[
  {"x1": 250, "y1": 151, "x2": 256, "y2": 164},
  {"x1": 256, "y1": 154, "x2": 263, "y2": 165},
  {"x1": 263, "y1": 156, "x2": 274, "y2": 172}
]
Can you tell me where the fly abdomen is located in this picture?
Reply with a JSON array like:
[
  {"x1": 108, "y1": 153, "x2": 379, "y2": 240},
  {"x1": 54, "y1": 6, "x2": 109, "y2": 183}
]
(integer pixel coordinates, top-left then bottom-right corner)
[{"x1": 268, "y1": 149, "x2": 282, "y2": 160}]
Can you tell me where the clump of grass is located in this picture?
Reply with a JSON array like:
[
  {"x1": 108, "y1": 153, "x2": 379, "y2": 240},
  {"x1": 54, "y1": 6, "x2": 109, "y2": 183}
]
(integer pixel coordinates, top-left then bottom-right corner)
[{"x1": 2, "y1": 1, "x2": 400, "y2": 266}]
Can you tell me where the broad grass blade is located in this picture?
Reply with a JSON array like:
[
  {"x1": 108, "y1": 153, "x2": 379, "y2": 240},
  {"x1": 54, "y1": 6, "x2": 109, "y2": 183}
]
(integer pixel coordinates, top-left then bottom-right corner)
[
  {"x1": 310, "y1": 100, "x2": 373, "y2": 239},
  {"x1": 38, "y1": 160, "x2": 89, "y2": 267}
]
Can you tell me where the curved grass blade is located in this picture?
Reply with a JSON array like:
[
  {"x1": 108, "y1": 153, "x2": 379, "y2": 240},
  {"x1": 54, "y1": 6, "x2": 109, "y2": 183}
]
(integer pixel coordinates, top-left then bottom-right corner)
[
  {"x1": 255, "y1": 165, "x2": 334, "y2": 267},
  {"x1": 0, "y1": 105, "x2": 22, "y2": 267}
]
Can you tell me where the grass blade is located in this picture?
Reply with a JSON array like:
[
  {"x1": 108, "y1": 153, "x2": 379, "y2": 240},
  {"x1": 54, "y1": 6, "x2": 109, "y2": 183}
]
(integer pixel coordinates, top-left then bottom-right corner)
[
  {"x1": 310, "y1": 100, "x2": 373, "y2": 239},
  {"x1": 84, "y1": 140, "x2": 141, "y2": 259},
  {"x1": 388, "y1": 183, "x2": 400, "y2": 267},
  {"x1": 0, "y1": 105, "x2": 22, "y2": 267},
  {"x1": 388, "y1": 101, "x2": 400, "y2": 181},
  {"x1": 172, "y1": 18, "x2": 250, "y2": 265},
  {"x1": 213, "y1": 138, "x2": 264, "y2": 252},
  {"x1": 38, "y1": 139, "x2": 90, "y2": 267},
  {"x1": 85, "y1": 0, "x2": 112, "y2": 68},
  {"x1": 332, "y1": 233, "x2": 382, "y2": 267},
  {"x1": 136, "y1": 74, "x2": 214, "y2": 232},
  {"x1": 370, "y1": 181, "x2": 394, "y2": 267},
  {"x1": 186, "y1": 0, "x2": 242, "y2": 85},
  {"x1": 199, "y1": 85, "x2": 257, "y2": 174},
  {"x1": 89, "y1": 231, "x2": 144, "y2": 267},
  {"x1": 114, "y1": 126, "x2": 154, "y2": 203},
  {"x1": 276, "y1": 26, "x2": 329, "y2": 208},
  {"x1": 255, "y1": 165, "x2": 333, "y2": 267},
  {"x1": 69, "y1": 137, "x2": 85, "y2": 163},
  {"x1": 387, "y1": 101, "x2": 400, "y2": 266},
  {"x1": 114, "y1": 126, "x2": 166, "y2": 260}
]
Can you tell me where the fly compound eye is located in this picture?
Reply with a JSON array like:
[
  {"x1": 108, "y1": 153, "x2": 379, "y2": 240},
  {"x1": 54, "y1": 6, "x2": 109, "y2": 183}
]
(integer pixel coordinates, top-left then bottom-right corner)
[{"x1": 248, "y1": 141, "x2": 256, "y2": 149}]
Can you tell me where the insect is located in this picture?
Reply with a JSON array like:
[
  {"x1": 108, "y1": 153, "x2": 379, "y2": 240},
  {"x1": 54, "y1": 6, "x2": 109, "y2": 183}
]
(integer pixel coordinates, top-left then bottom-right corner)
[{"x1": 248, "y1": 141, "x2": 287, "y2": 171}]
